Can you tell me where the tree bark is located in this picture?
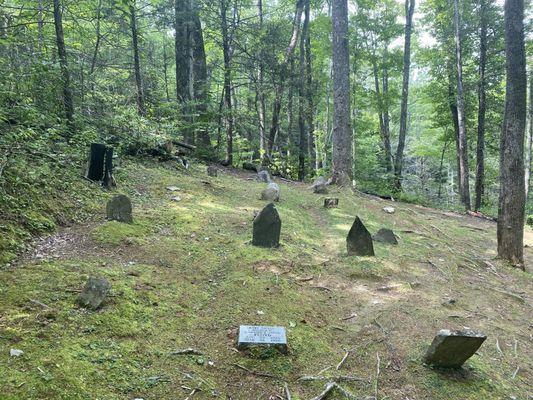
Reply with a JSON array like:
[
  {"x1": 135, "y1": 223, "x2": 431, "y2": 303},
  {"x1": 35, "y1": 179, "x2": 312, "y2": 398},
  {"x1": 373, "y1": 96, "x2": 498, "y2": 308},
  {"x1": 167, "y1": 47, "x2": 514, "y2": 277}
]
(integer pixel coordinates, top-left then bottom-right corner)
[
  {"x1": 526, "y1": 72, "x2": 533, "y2": 199},
  {"x1": 331, "y1": 0, "x2": 352, "y2": 185},
  {"x1": 298, "y1": 6, "x2": 308, "y2": 181},
  {"x1": 498, "y1": 0, "x2": 527, "y2": 269},
  {"x1": 453, "y1": 0, "x2": 471, "y2": 210},
  {"x1": 175, "y1": 0, "x2": 190, "y2": 104},
  {"x1": 129, "y1": 3, "x2": 145, "y2": 116},
  {"x1": 474, "y1": 0, "x2": 487, "y2": 211},
  {"x1": 394, "y1": 0, "x2": 415, "y2": 190},
  {"x1": 266, "y1": 0, "x2": 305, "y2": 156},
  {"x1": 220, "y1": 0, "x2": 234, "y2": 165},
  {"x1": 53, "y1": 0, "x2": 74, "y2": 127},
  {"x1": 304, "y1": 0, "x2": 315, "y2": 174},
  {"x1": 257, "y1": 0, "x2": 267, "y2": 164}
]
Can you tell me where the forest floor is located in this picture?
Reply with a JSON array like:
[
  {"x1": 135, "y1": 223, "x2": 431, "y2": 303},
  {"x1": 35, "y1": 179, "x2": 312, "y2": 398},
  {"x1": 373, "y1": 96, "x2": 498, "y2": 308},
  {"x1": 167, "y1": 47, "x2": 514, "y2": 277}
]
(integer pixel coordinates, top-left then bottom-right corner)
[{"x1": 0, "y1": 159, "x2": 532, "y2": 400}]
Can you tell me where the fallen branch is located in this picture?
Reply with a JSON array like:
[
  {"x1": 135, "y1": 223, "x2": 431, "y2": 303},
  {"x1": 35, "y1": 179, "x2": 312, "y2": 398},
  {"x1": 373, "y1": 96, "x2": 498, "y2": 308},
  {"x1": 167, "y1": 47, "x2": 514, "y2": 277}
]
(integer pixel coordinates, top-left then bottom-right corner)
[
  {"x1": 375, "y1": 353, "x2": 381, "y2": 400},
  {"x1": 511, "y1": 366, "x2": 519, "y2": 379},
  {"x1": 170, "y1": 348, "x2": 203, "y2": 356},
  {"x1": 29, "y1": 299, "x2": 52, "y2": 309},
  {"x1": 484, "y1": 286, "x2": 526, "y2": 304},
  {"x1": 336, "y1": 351, "x2": 350, "y2": 370},
  {"x1": 340, "y1": 313, "x2": 357, "y2": 321},
  {"x1": 310, "y1": 382, "x2": 336, "y2": 400},
  {"x1": 311, "y1": 286, "x2": 333, "y2": 292},
  {"x1": 496, "y1": 339, "x2": 503, "y2": 356},
  {"x1": 284, "y1": 383, "x2": 291, "y2": 400}
]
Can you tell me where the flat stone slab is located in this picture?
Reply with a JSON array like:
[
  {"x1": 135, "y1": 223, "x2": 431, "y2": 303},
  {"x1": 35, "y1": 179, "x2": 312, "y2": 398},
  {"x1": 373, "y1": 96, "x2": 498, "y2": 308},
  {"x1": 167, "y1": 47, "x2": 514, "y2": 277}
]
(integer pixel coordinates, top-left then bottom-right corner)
[
  {"x1": 253, "y1": 203, "x2": 281, "y2": 248},
  {"x1": 373, "y1": 228, "x2": 398, "y2": 245},
  {"x1": 324, "y1": 198, "x2": 339, "y2": 208},
  {"x1": 78, "y1": 277, "x2": 111, "y2": 310},
  {"x1": 106, "y1": 194, "x2": 133, "y2": 223},
  {"x1": 237, "y1": 325, "x2": 287, "y2": 353},
  {"x1": 347, "y1": 216, "x2": 374, "y2": 256},
  {"x1": 424, "y1": 329, "x2": 487, "y2": 368}
]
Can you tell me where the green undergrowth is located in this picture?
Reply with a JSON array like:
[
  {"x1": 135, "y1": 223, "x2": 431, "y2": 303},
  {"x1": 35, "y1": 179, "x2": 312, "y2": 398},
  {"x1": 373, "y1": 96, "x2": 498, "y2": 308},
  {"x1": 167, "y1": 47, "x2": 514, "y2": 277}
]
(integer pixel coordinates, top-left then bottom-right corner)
[{"x1": 1, "y1": 159, "x2": 531, "y2": 399}]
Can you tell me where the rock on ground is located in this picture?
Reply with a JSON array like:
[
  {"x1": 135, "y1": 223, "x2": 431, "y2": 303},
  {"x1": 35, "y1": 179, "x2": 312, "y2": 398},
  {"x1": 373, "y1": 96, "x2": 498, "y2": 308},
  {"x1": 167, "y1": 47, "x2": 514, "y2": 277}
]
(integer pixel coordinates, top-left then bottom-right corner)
[
  {"x1": 373, "y1": 228, "x2": 398, "y2": 245},
  {"x1": 78, "y1": 277, "x2": 111, "y2": 310},
  {"x1": 261, "y1": 182, "x2": 280, "y2": 202},
  {"x1": 424, "y1": 329, "x2": 487, "y2": 368}
]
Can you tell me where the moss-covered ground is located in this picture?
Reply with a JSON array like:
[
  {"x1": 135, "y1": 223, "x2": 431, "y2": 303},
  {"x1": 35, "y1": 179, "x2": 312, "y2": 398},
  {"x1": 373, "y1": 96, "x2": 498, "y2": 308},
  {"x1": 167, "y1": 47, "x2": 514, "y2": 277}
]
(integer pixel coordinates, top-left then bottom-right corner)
[{"x1": 1, "y1": 159, "x2": 531, "y2": 399}]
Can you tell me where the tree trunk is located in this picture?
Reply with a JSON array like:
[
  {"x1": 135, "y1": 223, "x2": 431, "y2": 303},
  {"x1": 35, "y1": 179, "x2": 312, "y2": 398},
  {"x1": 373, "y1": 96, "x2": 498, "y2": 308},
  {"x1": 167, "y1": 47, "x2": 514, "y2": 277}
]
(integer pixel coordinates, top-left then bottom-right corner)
[
  {"x1": 53, "y1": 0, "x2": 74, "y2": 127},
  {"x1": 525, "y1": 72, "x2": 533, "y2": 199},
  {"x1": 474, "y1": 0, "x2": 487, "y2": 211},
  {"x1": 298, "y1": 9, "x2": 308, "y2": 181},
  {"x1": 331, "y1": 0, "x2": 352, "y2": 185},
  {"x1": 175, "y1": 0, "x2": 190, "y2": 104},
  {"x1": 266, "y1": 0, "x2": 305, "y2": 156},
  {"x1": 394, "y1": 0, "x2": 415, "y2": 190},
  {"x1": 498, "y1": 0, "x2": 527, "y2": 269},
  {"x1": 304, "y1": 0, "x2": 315, "y2": 174},
  {"x1": 381, "y1": 44, "x2": 392, "y2": 174},
  {"x1": 453, "y1": 0, "x2": 471, "y2": 210},
  {"x1": 220, "y1": 0, "x2": 234, "y2": 165},
  {"x1": 257, "y1": 0, "x2": 267, "y2": 164},
  {"x1": 129, "y1": 3, "x2": 145, "y2": 117},
  {"x1": 163, "y1": 43, "x2": 170, "y2": 102}
]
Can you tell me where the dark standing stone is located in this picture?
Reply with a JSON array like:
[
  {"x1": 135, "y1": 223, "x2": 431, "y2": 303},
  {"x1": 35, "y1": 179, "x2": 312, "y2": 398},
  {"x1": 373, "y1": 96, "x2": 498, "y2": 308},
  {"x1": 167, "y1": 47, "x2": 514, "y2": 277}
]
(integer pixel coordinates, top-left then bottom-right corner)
[
  {"x1": 346, "y1": 216, "x2": 374, "y2": 256},
  {"x1": 207, "y1": 165, "x2": 218, "y2": 177},
  {"x1": 311, "y1": 176, "x2": 328, "y2": 194},
  {"x1": 237, "y1": 325, "x2": 288, "y2": 354},
  {"x1": 78, "y1": 277, "x2": 111, "y2": 310},
  {"x1": 253, "y1": 203, "x2": 281, "y2": 248},
  {"x1": 261, "y1": 182, "x2": 280, "y2": 202},
  {"x1": 373, "y1": 228, "x2": 398, "y2": 245},
  {"x1": 324, "y1": 198, "x2": 339, "y2": 208},
  {"x1": 106, "y1": 195, "x2": 133, "y2": 223},
  {"x1": 257, "y1": 170, "x2": 271, "y2": 183},
  {"x1": 424, "y1": 329, "x2": 487, "y2": 368}
]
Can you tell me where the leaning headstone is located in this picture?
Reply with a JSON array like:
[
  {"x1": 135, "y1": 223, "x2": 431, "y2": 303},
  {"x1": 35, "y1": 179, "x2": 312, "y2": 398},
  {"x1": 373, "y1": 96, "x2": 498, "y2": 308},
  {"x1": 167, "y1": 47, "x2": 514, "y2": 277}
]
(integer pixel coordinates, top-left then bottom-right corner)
[
  {"x1": 346, "y1": 216, "x2": 374, "y2": 256},
  {"x1": 261, "y1": 182, "x2": 280, "y2": 202},
  {"x1": 311, "y1": 176, "x2": 328, "y2": 194},
  {"x1": 207, "y1": 165, "x2": 218, "y2": 177},
  {"x1": 257, "y1": 170, "x2": 271, "y2": 183},
  {"x1": 237, "y1": 325, "x2": 288, "y2": 354},
  {"x1": 106, "y1": 195, "x2": 133, "y2": 223},
  {"x1": 424, "y1": 329, "x2": 487, "y2": 368},
  {"x1": 324, "y1": 198, "x2": 339, "y2": 208},
  {"x1": 253, "y1": 203, "x2": 281, "y2": 248},
  {"x1": 373, "y1": 228, "x2": 398, "y2": 245},
  {"x1": 78, "y1": 277, "x2": 111, "y2": 310}
]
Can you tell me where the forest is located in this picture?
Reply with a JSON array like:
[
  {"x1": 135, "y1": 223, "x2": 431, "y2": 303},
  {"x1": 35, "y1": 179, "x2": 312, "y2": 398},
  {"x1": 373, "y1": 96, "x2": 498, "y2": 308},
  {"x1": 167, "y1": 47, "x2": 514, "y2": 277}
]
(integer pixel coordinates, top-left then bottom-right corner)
[{"x1": 0, "y1": 0, "x2": 532, "y2": 399}]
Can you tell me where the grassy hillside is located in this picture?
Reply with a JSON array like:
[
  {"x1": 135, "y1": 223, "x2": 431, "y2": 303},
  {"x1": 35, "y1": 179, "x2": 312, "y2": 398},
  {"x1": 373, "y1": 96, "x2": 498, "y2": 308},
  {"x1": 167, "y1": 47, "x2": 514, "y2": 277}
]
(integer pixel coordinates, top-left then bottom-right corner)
[{"x1": 1, "y1": 159, "x2": 531, "y2": 399}]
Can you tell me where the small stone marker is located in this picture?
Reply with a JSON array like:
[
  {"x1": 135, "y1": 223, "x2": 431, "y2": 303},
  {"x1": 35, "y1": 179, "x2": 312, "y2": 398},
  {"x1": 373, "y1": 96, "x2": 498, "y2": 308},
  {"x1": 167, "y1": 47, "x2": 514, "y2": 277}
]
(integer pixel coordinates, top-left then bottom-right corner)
[
  {"x1": 261, "y1": 182, "x2": 280, "y2": 202},
  {"x1": 78, "y1": 277, "x2": 111, "y2": 310},
  {"x1": 207, "y1": 165, "x2": 218, "y2": 177},
  {"x1": 10, "y1": 349, "x2": 23, "y2": 357},
  {"x1": 106, "y1": 194, "x2": 133, "y2": 223},
  {"x1": 347, "y1": 216, "x2": 374, "y2": 256},
  {"x1": 237, "y1": 325, "x2": 288, "y2": 353},
  {"x1": 170, "y1": 196, "x2": 182, "y2": 202},
  {"x1": 373, "y1": 228, "x2": 398, "y2": 245},
  {"x1": 311, "y1": 176, "x2": 328, "y2": 194},
  {"x1": 424, "y1": 329, "x2": 487, "y2": 368},
  {"x1": 253, "y1": 203, "x2": 281, "y2": 248},
  {"x1": 257, "y1": 170, "x2": 271, "y2": 183},
  {"x1": 166, "y1": 186, "x2": 180, "y2": 192},
  {"x1": 383, "y1": 206, "x2": 395, "y2": 214},
  {"x1": 324, "y1": 198, "x2": 339, "y2": 208}
]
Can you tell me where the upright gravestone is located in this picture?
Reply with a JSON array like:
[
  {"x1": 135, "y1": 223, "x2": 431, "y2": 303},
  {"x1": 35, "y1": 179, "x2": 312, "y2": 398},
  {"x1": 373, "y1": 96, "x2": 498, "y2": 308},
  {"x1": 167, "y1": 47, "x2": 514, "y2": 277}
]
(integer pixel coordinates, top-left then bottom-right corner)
[
  {"x1": 424, "y1": 329, "x2": 487, "y2": 368},
  {"x1": 207, "y1": 165, "x2": 218, "y2": 177},
  {"x1": 347, "y1": 216, "x2": 374, "y2": 256},
  {"x1": 257, "y1": 170, "x2": 271, "y2": 183},
  {"x1": 261, "y1": 182, "x2": 280, "y2": 202},
  {"x1": 253, "y1": 203, "x2": 281, "y2": 248},
  {"x1": 324, "y1": 198, "x2": 339, "y2": 208},
  {"x1": 237, "y1": 325, "x2": 288, "y2": 354},
  {"x1": 78, "y1": 277, "x2": 111, "y2": 310},
  {"x1": 373, "y1": 228, "x2": 398, "y2": 245},
  {"x1": 311, "y1": 176, "x2": 328, "y2": 194},
  {"x1": 106, "y1": 194, "x2": 133, "y2": 223}
]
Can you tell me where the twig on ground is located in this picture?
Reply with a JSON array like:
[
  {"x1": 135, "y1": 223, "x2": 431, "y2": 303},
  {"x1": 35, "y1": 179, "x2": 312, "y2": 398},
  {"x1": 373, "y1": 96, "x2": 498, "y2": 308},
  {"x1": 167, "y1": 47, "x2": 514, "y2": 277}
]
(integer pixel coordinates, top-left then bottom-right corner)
[
  {"x1": 296, "y1": 276, "x2": 314, "y2": 282},
  {"x1": 233, "y1": 363, "x2": 279, "y2": 379},
  {"x1": 311, "y1": 286, "x2": 333, "y2": 292},
  {"x1": 511, "y1": 366, "x2": 519, "y2": 379},
  {"x1": 170, "y1": 348, "x2": 203, "y2": 356},
  {"x1": 331, "y1": 326, "x2": 347, "y2": 332},
  {"x1": 375, "y1": 353, "x2": 381, "y2": 400},
  {"x1": 310, "y1": 382, "x2": 336, "y2": 400},
  {"x1": 484, "y1": 286, "x2": 526, "y2": 304},
  {"x1": 29, "y1": 299, "x2": 51, "y2": 309},
  {"x1": 284, "y1": 383, "x2": 291, "y2": 400},
  {"x1": 496, "y1": 339, "x2": 503, "y2": 356},
  {"x1": 340, "y1": 313, "x2": 357, "y2": 321},
  {"x1": 184, "y1": 387, "x2": 201, "y2": 400},
  {"x1": 336, "y1": 351, "x2": 350, "y2": 370}
]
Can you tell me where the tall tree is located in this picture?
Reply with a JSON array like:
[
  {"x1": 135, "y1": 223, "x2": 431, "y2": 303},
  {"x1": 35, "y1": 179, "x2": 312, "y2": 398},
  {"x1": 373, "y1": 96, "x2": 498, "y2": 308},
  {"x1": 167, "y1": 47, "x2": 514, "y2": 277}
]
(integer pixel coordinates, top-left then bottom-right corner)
[
  {"x1": 452, "y1": 0, "x2": 471, "y2": 210},
  {"x1": 526, "y1": 72, "x2": 533, "y2": 199},
  {"x1": 498, "y1": 0, "x2": 527, "y2": 269},
  {"x1": 394, "y1": 0, "x2": 415, "y2": 190},
  {"x1": 175, "y1": 0, "x2": 190, "y2": 103},
  {"x1": 304, "y1": 0, "x2": 316, "y2": 174},
  {"x1": 53, "y1": 0, "x2": 74, "y2": 127},
  {"x1": 257, "y1": 0, "x2": 267, "y2": 164},
  {"x1": 331, "y1": 0, "x2": 352, "y2": 185},
  {"x1": 220, "y1": 0, "x2": 234, "y2": 165},
  {"x1": 297, "y1": 0, "x2": 309, "y2": 180},
  {"x1": 129, "y1": 1, "x2": 145, "y2": 117}
]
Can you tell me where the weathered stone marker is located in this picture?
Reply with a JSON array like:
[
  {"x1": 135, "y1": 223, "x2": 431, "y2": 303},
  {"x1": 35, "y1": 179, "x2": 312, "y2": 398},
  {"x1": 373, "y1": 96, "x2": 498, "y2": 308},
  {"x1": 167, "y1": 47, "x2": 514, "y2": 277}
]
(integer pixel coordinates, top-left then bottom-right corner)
[
  {"x1": 237, "y1": 325, "x2": 288, "y2": 353},
  {"x1": 424, "y1": 329, "x2": 487, "y2": 368},
  {"x1": 261, "y1": 182, "x2": 280, "y2": 202},
  {"x1": 106, "y1": 194, "x2": 133, "y2": 223},
  {"x1": 311, "y1": 176, "x2": 328, "y2": 194},
  {"x1": 346, "y1": 216, "x2": 374, "y2": 256},
  {"x1": 257, "y1": 170, "x2": 271, "y2": 183},
  {"x1": 373, "y1": 228, "x2": 398, "y2": 245},
  {"x1": 207, "y1": 165, "x2": 218, "y2": 177},
  {"x1": 324, "y1": 198, "x2": 339, "y2": 208},
  {"x1": 78, "y1": 277, "x2": 111, "y2": 310},
  {"x1": 253, "y1": 203, "x2": 281, "y2": 248}
]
